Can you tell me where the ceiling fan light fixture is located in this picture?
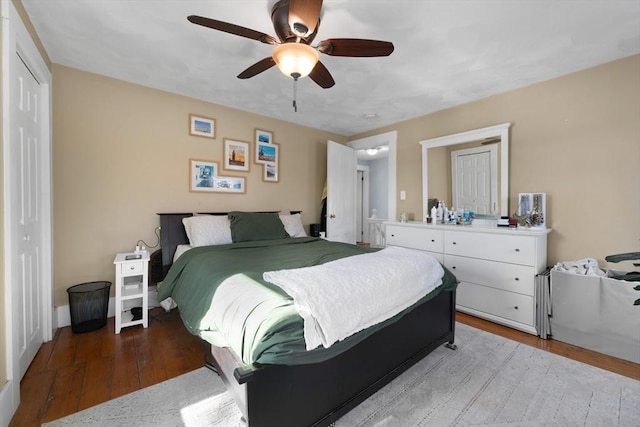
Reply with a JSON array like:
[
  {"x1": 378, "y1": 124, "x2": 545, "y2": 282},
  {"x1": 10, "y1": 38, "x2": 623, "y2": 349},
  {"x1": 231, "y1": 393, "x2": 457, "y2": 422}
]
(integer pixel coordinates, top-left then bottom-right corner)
[{"x1": 272, "y1": 43, "x2": 319, "y2": 79}]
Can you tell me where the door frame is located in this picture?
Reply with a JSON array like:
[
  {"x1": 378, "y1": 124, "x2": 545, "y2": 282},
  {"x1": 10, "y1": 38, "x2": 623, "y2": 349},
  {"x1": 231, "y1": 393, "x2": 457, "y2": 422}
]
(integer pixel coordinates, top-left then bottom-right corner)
[
  {"x1": 356, "y1": 165, "x2": 370, "y2": 243},
  {"x1": 348, "y1": 131, "x2": 397, "y2": 222},
  {"x1": 1, "y1": 2, "x2": 53, "y2": 424}
]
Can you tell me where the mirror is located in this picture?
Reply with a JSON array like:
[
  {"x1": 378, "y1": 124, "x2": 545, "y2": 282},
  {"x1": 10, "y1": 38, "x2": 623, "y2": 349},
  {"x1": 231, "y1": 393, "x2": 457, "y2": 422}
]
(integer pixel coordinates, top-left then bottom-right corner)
[{"x1": 419, "y1": 123, "x2": 511, "y2": 220}]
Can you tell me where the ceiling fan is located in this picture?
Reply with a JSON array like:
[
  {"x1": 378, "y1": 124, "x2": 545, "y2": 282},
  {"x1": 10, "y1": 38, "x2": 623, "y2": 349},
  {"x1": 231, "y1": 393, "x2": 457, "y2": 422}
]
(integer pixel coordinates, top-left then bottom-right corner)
[{"x1": 187, "y1": 0, "x2": 394, "y2": 90}]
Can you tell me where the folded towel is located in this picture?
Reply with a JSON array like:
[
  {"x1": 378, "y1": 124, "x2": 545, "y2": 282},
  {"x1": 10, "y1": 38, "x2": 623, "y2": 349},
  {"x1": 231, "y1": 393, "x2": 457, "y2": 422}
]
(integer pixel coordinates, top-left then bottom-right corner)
[{"x1": 264, "y1": 246, "x2": 444, "y2": 350}]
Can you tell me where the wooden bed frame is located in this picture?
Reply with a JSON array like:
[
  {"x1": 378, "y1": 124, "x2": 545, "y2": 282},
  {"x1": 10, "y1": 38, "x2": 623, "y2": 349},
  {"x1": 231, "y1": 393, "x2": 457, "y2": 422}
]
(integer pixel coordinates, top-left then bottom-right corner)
[{"x1": 158, "y1": 212, "x2": 457, "y2": 427}]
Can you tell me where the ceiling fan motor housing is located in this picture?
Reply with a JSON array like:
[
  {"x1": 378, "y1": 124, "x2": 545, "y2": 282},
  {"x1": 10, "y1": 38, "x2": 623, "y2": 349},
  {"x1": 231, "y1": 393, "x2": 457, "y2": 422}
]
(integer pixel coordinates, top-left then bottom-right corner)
[{"x1": 272, "y1": 0, "x2": 319, "y2": 43}]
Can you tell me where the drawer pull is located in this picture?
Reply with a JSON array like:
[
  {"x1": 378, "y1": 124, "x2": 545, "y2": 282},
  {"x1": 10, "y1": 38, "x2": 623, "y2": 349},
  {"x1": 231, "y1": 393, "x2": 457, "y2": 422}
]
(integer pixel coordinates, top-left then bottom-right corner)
[
  {"x1": 514, "y1": 306, "x2": 519, "y2": 310},
  {"x1": 515, "y1": 277, "x2": 520, "y2": 281},
  {"x1": 452, "y1": 242, "x2": 457, "y2": 245},
  {"x1": 130, "y1": 266, "x2": 136, "y2": 270},
  {"x1": 391, "y1": 234, "x2": 395, "y2": 237},
  {"x1": 515, "y1": 248, "x2": 520, "y2": 252},
  {"x1": 431, "y1": 239, "x2": 435, "y2": 242},
  {"x1": 451, "y1": 266, "x2": 456, "y2": 269}
]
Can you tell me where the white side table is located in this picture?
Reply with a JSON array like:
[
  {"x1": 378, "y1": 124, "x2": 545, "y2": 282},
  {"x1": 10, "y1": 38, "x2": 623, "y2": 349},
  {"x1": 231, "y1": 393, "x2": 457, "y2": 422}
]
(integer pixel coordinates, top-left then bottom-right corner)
[{"x1": 113, "y1": 252, "x2": 149, "y2": 333}]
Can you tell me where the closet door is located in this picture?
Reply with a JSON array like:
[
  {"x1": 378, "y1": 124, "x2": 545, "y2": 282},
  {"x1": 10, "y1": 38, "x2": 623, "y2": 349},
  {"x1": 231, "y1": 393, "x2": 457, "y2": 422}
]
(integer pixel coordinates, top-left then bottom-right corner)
[{"x1": 11, "y1": 53, "x2": 44, "y2": 379}]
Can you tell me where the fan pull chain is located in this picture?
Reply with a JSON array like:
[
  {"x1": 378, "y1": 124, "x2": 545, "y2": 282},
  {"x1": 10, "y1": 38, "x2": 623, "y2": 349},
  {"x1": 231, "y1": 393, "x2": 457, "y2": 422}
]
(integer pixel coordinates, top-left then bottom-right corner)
[
  {"x1": 291, "y1": 72, "x2": 300, "y2": 112},
  {"x1": 293, "y1": 79, "x2": 298, "y2": 112}
]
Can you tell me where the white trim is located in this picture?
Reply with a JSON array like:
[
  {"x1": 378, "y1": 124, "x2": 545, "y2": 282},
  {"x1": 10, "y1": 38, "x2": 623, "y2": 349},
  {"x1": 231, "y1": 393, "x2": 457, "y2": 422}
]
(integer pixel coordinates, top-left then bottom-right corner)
[
  {"x1": 348, "y1": 131, "x2": 398, "y2": 222},
  {"x1": 419, "y1": 123, "x2": 511, "y2": 220},
  {"x1": 2, "y1": 2, "x2": 53, "y2": 425},
  {"x1": 356, "y1": 165, "x2": 370, "y2": 243},
  {"x1": 0, "y1": 382, "x2": 13, "y2": 427},
  {"x1": 1, "y1": 2, "x2": 18, "y2": 424}
]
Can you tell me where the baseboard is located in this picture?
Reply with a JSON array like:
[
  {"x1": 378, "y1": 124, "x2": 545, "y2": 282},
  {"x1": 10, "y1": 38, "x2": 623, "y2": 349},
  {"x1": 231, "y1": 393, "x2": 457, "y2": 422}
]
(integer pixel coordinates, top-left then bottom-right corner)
[
  {"x1": 56, "y1": 287, "x2": 159, "y2": 328},
  {"x1": 0, "y1": 379, "x2": 18, "y2": 427}
]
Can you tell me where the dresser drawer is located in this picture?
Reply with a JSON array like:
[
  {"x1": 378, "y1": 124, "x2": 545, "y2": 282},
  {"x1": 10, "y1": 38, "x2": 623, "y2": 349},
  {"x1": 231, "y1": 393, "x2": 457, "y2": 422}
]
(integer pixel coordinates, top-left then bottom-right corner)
[
  {"x1": 444, "y1": 254, "x2": 535, "y2": 296},
  {"x1": 457, "y1": 282, "x2": 534, "y2": 326},
  {"x1": 120, "y1": 261, "x2": 144, "y2": 275},
  {"x1": 386, "y1": 224, "x2": 443, "y2": 253},
  {"x1": 444, "y1": 230, "x2": 536, "y2": 265}
]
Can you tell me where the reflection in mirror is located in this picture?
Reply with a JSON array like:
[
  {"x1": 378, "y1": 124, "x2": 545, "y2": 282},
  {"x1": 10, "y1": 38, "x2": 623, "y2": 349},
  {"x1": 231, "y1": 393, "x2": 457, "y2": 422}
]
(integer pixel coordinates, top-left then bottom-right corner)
[
  {"x1": 451, "y1": 142, "x2": 499, "y2": 214},
  {"x1": 419, "y1": 123, "x2": 511, "y2": 220}
]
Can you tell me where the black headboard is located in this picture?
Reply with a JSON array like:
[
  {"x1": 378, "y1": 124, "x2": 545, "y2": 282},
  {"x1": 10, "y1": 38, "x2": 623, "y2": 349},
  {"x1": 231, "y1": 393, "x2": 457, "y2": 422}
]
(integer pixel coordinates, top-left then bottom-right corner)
[{"x1": 157, "y1": 211, "x2": 301, "y2": 278}]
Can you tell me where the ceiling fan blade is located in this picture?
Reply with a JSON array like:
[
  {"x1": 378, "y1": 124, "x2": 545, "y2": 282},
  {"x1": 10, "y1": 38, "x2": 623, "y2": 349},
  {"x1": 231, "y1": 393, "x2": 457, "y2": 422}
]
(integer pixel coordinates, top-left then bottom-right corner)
[
  {"x1": 288, "y1": 0, "x2": 322, "y2": 37},
  {"x1": 318, "y1": 38, "x2": 394, "y2": 57},
  {"x1": 237, "y1": 57, "x2": 276, "y2": 79},
  {"x1": 308, "y1": 61, "x2": 335, "y2": 88},
  {"x1": 188, "y1": 15, "x2": 277, "y2": 45}
]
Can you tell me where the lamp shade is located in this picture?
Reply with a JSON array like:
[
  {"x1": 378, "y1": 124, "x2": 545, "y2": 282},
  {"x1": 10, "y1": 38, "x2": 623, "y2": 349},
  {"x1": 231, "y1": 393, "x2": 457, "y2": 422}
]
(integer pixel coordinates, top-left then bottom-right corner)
[{"x1": 272, "y1": 43, "x2": 319, "y2": 79}]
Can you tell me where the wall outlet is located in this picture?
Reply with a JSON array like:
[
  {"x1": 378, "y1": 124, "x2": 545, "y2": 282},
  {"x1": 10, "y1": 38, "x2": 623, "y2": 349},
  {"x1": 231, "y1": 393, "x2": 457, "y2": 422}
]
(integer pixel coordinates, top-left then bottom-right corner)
[{"x1": 400, "y1": 190, "x2": 406, "y2": 200}]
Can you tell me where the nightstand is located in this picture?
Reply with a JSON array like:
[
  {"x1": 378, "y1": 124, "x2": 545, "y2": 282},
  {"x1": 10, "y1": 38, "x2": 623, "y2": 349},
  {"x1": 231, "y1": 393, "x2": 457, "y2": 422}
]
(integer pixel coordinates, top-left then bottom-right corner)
[{"x1": 113, "y1": 251, "x2": 149, "y2": 333}]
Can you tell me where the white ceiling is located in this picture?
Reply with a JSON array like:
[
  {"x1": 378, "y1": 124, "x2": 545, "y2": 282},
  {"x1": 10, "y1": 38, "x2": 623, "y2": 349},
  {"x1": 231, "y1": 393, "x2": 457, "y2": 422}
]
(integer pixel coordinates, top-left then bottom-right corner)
[{"x1": 21, "y1": 0, "x2": 640, "y2": 137}]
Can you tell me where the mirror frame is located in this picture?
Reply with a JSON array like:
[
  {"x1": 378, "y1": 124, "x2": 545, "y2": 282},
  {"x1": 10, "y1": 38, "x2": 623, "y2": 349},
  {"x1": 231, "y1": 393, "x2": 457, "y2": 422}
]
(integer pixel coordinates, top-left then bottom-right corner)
[{"x1": 419, "y1": 122, "x2": 511, "y2": 220}]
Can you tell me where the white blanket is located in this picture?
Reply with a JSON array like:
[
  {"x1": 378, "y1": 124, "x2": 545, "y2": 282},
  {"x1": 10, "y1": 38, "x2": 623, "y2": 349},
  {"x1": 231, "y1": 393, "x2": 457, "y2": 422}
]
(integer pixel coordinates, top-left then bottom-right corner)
[{"x1": 263, "y1": 246, "x2": 444, "y2": 350}]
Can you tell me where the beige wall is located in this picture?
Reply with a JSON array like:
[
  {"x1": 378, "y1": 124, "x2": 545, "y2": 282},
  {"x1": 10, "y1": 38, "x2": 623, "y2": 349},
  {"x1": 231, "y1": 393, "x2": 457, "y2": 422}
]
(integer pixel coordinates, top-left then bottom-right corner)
[
  {"x1": 52, "y1": 65, "x2": 345, "y2": 306},
  {"x1": 352, "y1": 54, "x2": 640, "y2": 270}
]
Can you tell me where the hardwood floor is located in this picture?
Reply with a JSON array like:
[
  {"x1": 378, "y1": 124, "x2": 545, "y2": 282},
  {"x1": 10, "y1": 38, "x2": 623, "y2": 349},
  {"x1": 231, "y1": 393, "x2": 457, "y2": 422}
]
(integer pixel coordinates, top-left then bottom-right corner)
[
  {"x1": 9, "y1": 307, "x2": 204, "y2": 427},
  {"x1": 10, "y1": 309, "x2": 640, "y2": 426}
]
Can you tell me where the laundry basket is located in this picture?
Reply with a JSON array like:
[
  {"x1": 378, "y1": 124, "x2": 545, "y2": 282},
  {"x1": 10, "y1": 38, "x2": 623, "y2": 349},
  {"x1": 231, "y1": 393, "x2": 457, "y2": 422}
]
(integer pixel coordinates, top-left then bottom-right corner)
[{"x1": 67, "y1": 281, "x2": 111, "y2": 333}]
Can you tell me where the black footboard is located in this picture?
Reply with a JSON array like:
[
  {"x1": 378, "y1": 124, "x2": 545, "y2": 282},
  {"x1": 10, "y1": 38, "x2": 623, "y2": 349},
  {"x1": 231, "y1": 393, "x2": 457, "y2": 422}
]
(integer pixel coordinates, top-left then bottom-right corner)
[{"x1": 209, "y1": 289, "x2": 456, "y2": 427}]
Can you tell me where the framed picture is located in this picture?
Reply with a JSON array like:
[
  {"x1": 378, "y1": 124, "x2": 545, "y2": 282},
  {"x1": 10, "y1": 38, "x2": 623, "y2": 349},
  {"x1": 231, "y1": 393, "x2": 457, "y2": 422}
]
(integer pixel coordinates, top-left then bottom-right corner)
[
  {"x1": 189, "y1": 114, "x2": 216, "y2": 139},
  {"x1": 223, "y1": 138, "x2": 250, "y2": 172},
  {"x1": 255, "y1": 128, "x2": 274, "y2": 144},
  {"x1": 255, "y1": 140, "x2": 278, "y2": 165},
  {"x1": 517, "y1": 192, "x2": 546, "y2": 228},
  {"x1": 254, "y1": 129, "x2": 274, "y2": 162},
  {"x1": 263, "y1": 161, "x2": 279, "y2": 182},
  {"x1": 189, "y1": 159, "x2": 217, "y2": 192},
  {"x1": 213, "y1": 176, "x2": 246, "y2": 194}
]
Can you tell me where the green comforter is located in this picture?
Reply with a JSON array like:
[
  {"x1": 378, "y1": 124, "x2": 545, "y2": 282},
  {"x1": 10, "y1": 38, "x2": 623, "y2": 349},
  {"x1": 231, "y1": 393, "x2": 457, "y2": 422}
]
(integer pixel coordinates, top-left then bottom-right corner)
[{"x1": 158, "y1": 237, "x2": 457, "y2": 366}]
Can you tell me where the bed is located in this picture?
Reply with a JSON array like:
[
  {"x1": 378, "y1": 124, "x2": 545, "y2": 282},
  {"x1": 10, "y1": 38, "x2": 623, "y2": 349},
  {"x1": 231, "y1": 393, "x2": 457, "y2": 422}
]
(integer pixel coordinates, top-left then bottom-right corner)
[{"x1": 158, "y1": 211, "x2": 458, "y2": 427}]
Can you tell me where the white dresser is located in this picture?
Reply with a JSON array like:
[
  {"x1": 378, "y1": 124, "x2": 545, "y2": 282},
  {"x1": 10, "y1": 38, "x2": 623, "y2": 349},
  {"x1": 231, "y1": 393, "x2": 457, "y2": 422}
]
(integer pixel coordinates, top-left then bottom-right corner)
[{"x1": 385, "y1": 221, "x2": 550, "y2": 335}]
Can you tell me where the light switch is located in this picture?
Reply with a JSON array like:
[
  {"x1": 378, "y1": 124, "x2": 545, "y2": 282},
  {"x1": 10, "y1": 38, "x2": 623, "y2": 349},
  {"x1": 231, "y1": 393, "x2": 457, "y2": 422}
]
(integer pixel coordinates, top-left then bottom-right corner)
[{"x1": 400, "y1": 190, "x2": 406, "y2": 200}]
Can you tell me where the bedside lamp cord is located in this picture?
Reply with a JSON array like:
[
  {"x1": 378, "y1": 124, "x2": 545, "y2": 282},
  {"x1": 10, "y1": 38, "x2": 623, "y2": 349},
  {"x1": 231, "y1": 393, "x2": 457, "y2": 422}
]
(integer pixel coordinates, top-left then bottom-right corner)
[{"x1": 136, "y1": 226, "x2": 161, "y2": 250}]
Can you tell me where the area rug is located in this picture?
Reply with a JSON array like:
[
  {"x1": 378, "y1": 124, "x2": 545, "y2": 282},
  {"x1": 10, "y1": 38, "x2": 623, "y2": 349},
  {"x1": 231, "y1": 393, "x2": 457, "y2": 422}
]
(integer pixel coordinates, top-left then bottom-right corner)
[{"x1": 43, "y1": 323, "x2": 640, "y2": 426}]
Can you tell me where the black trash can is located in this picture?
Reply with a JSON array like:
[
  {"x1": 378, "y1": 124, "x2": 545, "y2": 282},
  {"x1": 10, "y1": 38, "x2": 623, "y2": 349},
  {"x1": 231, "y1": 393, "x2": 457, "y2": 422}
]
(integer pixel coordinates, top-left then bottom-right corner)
[{"x1": 67, "y1": 281, "x2": 111, "y2": 333}]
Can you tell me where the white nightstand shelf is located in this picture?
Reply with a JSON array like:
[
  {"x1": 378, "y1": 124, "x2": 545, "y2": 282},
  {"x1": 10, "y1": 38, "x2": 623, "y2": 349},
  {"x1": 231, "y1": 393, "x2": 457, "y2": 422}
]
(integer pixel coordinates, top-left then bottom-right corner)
[{"x1": 114, "y1": 252, "x2": 149, "y2": 333}]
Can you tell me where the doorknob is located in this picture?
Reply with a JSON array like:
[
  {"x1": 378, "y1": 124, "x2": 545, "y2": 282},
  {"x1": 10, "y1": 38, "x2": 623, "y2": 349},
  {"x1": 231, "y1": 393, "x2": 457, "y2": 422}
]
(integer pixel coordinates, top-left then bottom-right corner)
[{"x1": 329, "y1": 214, "x2": 336, "y2": 219}]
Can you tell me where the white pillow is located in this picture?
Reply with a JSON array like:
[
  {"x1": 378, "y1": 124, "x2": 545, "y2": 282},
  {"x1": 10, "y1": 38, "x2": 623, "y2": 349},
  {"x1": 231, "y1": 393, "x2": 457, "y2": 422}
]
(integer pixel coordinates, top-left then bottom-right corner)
[
  {"x1": 279, "y1": 213, "x2": 307, "y2": 238},
  {"x1": 182, "y1": 215, "x2": 232, "y2": 247},
  {"x1": 173, "y1": 244, "x2": 193, "y2": 262}
]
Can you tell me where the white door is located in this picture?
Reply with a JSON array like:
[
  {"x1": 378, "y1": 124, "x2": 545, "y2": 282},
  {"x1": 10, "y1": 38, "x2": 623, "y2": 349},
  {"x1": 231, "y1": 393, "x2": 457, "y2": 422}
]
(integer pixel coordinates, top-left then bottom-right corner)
[
  {"x1": 326, "y1": 140, "x2": 357, "y2": 244},
  {"x1": 11, "y1": 53, "x2": 44, "y2": 379},
  {"x1": 451, "y1": 145, "x2": 497, "y2": 214}
]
